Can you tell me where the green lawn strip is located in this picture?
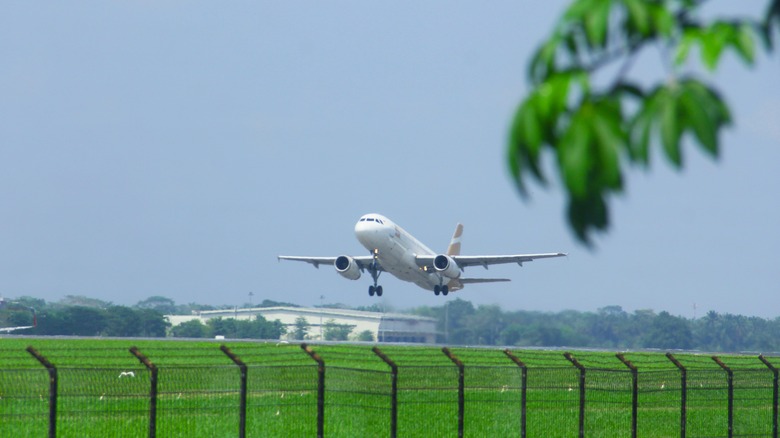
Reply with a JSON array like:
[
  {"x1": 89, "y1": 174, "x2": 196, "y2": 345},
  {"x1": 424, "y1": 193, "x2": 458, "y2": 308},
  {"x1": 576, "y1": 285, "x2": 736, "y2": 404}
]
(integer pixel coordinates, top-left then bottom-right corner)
[{"x1": 1, "y1": 339, "x2": 778, "y2": 437}]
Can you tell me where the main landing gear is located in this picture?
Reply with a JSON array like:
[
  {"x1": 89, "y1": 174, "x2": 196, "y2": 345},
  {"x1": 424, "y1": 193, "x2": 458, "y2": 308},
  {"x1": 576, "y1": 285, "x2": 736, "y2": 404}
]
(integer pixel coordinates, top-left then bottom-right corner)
[
  {"x1": 367, "y1": 249, "x2": 383, "y2": 297},
  {"x1": 433, "y1": 284, "x2": 449, "y2": 296},
  {"x1": 369, "y1": 285, "x2": 383, "y2": 297}
]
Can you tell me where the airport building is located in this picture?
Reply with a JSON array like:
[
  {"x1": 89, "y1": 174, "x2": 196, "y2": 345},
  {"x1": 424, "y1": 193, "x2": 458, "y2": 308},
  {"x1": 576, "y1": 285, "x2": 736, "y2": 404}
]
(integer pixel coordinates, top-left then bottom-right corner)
[{"x1": 166, "y1": 306, "x2": 438, "y2": 344}]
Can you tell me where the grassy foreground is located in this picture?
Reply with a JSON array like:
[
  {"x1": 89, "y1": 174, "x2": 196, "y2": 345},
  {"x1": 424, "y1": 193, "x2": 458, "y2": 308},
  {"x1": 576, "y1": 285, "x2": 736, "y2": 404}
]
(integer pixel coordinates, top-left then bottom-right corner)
[{"x1": 0, "y1": 337, "x2": 778, "y2": 437}]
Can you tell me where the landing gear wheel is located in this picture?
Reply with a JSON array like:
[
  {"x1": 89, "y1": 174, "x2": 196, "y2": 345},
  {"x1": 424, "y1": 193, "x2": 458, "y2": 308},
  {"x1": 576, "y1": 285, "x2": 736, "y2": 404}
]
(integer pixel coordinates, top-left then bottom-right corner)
[
  {"x1": 442, "y1": 285, "x2": 449, "y2": 296},
  {"x1": 434, "y1": 285, "x2": 441, "y2": 296},
  {"x1": 368, "y1": 285, "x2": 375, "y2": 296},
  {"x1": 376, "y1": 286, "x2": 383, "y2": 297}
]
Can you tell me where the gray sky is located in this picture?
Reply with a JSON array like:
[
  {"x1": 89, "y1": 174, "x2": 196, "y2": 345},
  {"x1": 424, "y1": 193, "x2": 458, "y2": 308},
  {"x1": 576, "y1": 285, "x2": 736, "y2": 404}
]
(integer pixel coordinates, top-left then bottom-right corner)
[{"x1": 1, "y1": 2, "x2": 778, "y2": 318}]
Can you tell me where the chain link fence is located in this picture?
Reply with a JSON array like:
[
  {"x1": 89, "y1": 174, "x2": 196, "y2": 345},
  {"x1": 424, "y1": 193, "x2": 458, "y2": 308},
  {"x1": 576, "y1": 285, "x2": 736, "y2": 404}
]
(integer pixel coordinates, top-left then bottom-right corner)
[{"x1": 1, "y1": 343, "x2": 778, "y2": 437}]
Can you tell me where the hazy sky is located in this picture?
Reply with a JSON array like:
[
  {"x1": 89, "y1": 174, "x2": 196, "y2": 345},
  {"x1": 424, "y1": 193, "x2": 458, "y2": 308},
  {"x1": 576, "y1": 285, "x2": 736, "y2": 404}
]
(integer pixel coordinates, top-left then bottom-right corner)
[{"x1": 1, "y1": 2, "x2": 778, "y2": 318}]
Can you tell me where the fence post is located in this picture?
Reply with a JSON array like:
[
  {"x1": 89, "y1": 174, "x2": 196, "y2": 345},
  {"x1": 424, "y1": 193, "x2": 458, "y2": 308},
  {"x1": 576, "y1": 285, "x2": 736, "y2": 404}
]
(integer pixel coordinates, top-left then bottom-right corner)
[
  {"x1": 504, "y1": 349, "x2": 528, "y2": 438},
  {"x1": 666, "y1": 353, "x2": 687, "y2": 438},
  {"x1": 759, "y1": 355, "x2": 778, "y2": 438},
  {"x1": 130, "y1": 347, "x2": 158, "y2": 438},
  {"x1": 616, "y1": 353, "x2": 638, "y2": 438},
  {"x1": 372, "y1": 347, "x2": 398, "y2": 438},
  {"x1": 26, "y1": 347, "x2": 57, "y2": 438},
  {"x1": 301, "y1": 343, "x2": 325, "y2": 438},
  {"x1": 711, "y1": 356, "x2": 733, "y2": 438},
  {"x1": 220, "y1": 345, "x2": 248, "y2": 438},
  {"x1": 442, "y1": 347, "x2": 464, "y2": 438},
  {"x1": 564, "y1": 352, "x2": 586, "y2": 438}
]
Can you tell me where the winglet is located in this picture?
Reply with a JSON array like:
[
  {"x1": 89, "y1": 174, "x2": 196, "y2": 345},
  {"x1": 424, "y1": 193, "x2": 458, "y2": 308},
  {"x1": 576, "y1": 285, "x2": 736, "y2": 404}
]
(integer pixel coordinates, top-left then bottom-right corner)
[{"x1": 447, "y1": 223, "x2": 463, "y2": 255}]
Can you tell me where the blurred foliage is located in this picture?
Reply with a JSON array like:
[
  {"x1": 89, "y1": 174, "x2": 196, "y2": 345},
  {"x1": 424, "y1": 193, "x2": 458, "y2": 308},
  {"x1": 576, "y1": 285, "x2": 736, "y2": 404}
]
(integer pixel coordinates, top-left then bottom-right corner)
[{"x1": 508, "y1": 0, "x2": 779, "y2": 245}]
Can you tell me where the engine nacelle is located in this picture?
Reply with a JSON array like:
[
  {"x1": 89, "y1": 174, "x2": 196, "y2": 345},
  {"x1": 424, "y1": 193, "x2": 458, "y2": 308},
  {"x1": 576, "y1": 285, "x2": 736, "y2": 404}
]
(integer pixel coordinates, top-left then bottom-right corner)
[
  {"x1": 433, "y1": 254, "x2": 461, "y2": 279},
  {"x1": 335, "y1": 255, "x2": 361, "y2": 280}
]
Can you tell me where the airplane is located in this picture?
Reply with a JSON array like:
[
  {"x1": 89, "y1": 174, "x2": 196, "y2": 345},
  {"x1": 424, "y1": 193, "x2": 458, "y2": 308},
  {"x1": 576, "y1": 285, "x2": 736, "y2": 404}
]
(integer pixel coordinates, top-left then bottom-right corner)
[
  {"x1": 279, "y1": 213, "x2": 566, "y2": 297},
  {"x1": 0, "y1": 297, "x2": 37, "y2": 333}
]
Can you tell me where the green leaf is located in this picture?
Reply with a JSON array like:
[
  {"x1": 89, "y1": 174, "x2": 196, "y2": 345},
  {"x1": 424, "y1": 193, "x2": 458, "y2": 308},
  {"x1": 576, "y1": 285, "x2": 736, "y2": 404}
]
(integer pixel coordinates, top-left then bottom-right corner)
[
  {"x1": 528, "y1": 35, "x2": 562, "y2": 84},
  {"x1": 567, "y1": 193, "x2": 608, "y2": 246},
  {"x1": 648, "y1": 3, "x2": 674, "y2": 37},
  {"x1": 564, "y1": 0, "x2": 595, "y2": 22},
  {"x1": 680, "y1": 79, "x2": 734, "y2": 158},
  {"x1": 679, "y1": 85, "x2": 717, "y2": 157},
  {"x1": 700, "y1": 22, "x2": 734, "y2": 70},
  {"x1": 628, "y1": 111, "x2": 652, "y2": 165},
  {"x1": 623, "y1": 0, "x2": 649, "y2": 36},
  {"x1": 591, "y1": 100, "x2": 625, "y2": 190},
  {"x1": 763, "y1": 0, "x2": 780, "y2": 50},
  {"x1": 534, "y1": 72, "x2": 573, "y2": 122},
  {"x1": 659, "y1": 87, "x2": 683, "y2": 167},
  {"x1": 506, "y1": 137, "x2": 526, "y2": 195},
  {"x1": 508, "y1": 99, "x2": 549, "y2": 193},
  {"x1": 559, "y1": 112, "x2": 593, "y2": 198},
  {"x1": 674, "y1": 27, "x2": 699, "y2": 66},
  {"x1": 511, "y1": 101, "x2": 543, "y2": 159},
  {"x1": 732, "y1": 23, "x2": 756, "y2": 65},
  {"x1": 584, "y1": 0, "x2": 612, "y2": 48},
  {"x1": 685, "y1": 80, "x2": 732, "y2": 127}
]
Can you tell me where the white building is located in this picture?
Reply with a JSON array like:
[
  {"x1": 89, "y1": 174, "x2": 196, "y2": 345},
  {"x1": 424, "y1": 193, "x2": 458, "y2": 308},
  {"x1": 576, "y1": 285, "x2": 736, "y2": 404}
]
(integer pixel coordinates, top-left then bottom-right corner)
[{"x1": 166, "y1": 306, "x2": 438, "y2": 343}]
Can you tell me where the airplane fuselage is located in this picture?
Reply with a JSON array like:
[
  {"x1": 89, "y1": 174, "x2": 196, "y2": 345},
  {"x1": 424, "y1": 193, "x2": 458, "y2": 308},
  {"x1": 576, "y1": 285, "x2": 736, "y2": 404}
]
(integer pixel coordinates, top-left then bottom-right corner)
[{"x1": 355, "y1": 214, "x2": 442, "y2": 291}]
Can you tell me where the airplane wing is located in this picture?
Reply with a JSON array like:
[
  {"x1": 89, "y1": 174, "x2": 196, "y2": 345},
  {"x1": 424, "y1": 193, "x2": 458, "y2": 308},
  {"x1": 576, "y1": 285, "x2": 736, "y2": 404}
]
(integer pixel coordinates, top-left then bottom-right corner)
[
  {"x1": 0, "y1": 325, "x2": 34, "y2": 333},
  {"x1": 416, "y1": 253, "x2": 567, "y2": 270},
  {"x1": 278, "y1": 255, "x2": 379, "y2": 270}
]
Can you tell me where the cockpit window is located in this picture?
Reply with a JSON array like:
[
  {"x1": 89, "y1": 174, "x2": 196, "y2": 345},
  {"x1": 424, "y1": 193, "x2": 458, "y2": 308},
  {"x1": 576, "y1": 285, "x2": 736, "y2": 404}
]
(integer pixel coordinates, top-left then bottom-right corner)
[
  {"x1": 367, "y1": 218, "x2": 375, "y2": 222},
  {"x1": 359, "y1": 218, "x2": 366, "y2": 221}
]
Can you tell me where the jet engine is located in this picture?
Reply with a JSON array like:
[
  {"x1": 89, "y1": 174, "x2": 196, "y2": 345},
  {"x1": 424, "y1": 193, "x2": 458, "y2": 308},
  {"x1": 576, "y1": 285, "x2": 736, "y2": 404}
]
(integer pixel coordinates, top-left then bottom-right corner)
[
  {"x1": 335, "y1": 255, "x2": 361, "y2": 280},
  {"x1": 433, "y1": 254, "x2": 461, "y2": 279}
]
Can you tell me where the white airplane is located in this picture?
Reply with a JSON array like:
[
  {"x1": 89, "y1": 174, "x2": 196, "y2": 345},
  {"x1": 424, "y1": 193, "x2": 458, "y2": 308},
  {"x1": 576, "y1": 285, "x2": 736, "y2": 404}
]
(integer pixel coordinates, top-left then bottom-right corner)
[{"x1": 279, "y1": 213, "x2": 566, "y2": 297}]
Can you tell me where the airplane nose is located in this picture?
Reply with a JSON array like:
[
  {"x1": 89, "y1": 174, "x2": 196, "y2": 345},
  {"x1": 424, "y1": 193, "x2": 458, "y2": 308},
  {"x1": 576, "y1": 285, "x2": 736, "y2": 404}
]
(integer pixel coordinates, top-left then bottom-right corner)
[{"x1": 355, "y1": 218, "x2": 386, "y2": 248}]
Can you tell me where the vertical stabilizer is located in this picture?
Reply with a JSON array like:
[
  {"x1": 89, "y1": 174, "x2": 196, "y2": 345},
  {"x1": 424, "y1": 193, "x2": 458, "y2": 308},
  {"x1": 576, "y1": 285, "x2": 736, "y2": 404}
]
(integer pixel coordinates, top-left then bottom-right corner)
[{"x1": 447, "y1": 223, "x2": 464, "y2": 255}]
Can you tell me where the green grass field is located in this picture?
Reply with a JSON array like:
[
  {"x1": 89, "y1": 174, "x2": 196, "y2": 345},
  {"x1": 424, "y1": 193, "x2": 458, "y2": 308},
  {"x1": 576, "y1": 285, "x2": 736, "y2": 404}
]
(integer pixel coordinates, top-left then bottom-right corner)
[{"x1": 1, "y1": 337, "x2": 778, "y2": 437}]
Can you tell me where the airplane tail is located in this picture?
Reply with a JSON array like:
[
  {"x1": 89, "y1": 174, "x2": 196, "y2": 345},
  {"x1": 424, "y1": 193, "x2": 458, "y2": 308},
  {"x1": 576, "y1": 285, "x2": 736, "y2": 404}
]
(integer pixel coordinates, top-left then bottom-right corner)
[{"x1": 447, "y1": 223, "x2": 463, "y2": 255}]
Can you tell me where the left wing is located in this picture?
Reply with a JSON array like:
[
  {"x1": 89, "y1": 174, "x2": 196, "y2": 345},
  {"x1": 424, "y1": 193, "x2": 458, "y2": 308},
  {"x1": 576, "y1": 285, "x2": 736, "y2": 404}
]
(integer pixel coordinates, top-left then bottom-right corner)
[
  {"x1": 278, "y1": 255, "x2": 379, "y2": 270},
  {"x1": 0, "y1": 325, "x2": 34, "y2": 334},
  {"x1": 416, "y1": 253, "x2": 567, "y2": 270}
]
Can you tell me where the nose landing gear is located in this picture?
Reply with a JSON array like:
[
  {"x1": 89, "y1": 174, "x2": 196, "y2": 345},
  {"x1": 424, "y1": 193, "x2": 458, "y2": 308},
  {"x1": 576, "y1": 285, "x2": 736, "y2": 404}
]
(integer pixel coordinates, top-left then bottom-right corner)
[{"x1": 367, "y1": 249, "x2": 383, "y2": 297}]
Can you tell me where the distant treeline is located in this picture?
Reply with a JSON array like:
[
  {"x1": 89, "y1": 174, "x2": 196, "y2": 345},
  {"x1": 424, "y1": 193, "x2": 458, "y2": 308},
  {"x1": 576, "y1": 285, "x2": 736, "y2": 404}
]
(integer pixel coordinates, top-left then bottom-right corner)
[
  {"x1": 411, "y1": 301, "x2": 780, "y2": 352},
  {"x1": 4, "y1": 295, "x2": 780, "y2": 352},
  {"x1": 0, "y1": 295, "x2": 293, "y2": 339}
]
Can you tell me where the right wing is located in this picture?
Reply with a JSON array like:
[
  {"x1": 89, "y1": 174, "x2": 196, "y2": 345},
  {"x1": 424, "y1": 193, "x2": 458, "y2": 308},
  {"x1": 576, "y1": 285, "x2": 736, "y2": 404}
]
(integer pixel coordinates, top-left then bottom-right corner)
[
  {"x1": 278, "y1": 255, "x2": 378, "y2": 270},
  {"x1": 415, "y1": 252, "x2": 567, "y2": 270},
  {"x1": 452, "y1": 253, "x2": 567, "y2": 268}
]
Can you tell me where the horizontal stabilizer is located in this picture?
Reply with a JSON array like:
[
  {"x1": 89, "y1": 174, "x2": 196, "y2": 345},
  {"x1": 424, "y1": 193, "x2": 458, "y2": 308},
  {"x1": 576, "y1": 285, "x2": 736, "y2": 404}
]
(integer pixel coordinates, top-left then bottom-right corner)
[{"x1": 458, "y1": 278, "x2": 511, "y2": 284}]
